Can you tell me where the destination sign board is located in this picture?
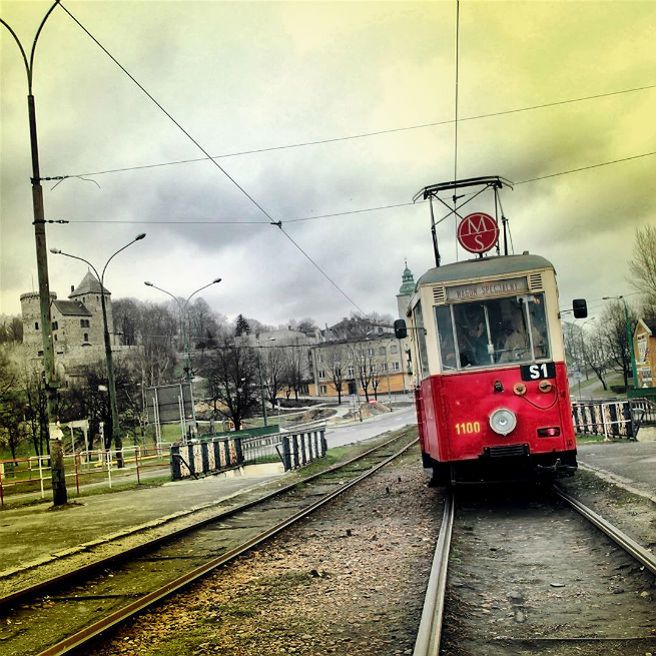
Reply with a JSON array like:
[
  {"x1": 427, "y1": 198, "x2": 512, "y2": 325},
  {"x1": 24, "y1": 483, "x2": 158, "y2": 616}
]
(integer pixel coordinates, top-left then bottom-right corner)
[{"x1": 445, "y1": 276, "x2": 528, "y2": 301}]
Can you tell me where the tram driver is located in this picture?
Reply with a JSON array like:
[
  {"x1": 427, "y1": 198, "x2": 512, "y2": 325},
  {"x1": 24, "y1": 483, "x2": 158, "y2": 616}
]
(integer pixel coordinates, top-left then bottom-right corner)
[{"x1": 459, "y1": 307, "x2": 490, "y2": 366}]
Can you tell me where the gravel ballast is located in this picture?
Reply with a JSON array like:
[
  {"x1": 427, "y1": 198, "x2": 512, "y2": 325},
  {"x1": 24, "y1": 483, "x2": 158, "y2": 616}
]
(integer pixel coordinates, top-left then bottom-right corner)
[{"x1": 90, "y1": 447, "x2": 443, "y2": 656}]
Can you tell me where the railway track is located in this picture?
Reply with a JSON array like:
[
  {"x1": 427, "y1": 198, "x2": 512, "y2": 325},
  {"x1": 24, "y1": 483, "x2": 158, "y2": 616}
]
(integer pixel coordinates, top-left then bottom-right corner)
[
  {"x1": 413, "y1": 484, "x2": 656, "y2": 656},
  {"x1": 0, "y1": 431, "x2": 417, "y2": 656}
]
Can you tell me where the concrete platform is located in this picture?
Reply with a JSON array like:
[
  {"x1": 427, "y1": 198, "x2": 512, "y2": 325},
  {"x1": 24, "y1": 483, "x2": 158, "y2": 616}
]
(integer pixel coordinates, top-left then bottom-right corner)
[
  {"x1": 0, "y1": 464, "x2": 284, "y2": 578},
  {"x1": 577, "y1": 440, "x2": 656, "y2": 503}
]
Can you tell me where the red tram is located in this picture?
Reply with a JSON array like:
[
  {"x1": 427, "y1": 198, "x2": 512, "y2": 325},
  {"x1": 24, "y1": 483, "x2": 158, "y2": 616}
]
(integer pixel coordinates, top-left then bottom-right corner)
[{"x1": 395, "y1": 177, "x2": 586, "y2": 483}]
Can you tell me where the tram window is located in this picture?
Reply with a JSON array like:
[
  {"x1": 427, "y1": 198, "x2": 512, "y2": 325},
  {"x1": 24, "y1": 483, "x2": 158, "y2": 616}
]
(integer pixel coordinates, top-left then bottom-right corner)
[
  {"x1": 528, "y1": 294, "x2": 550, "y2": 359},
  {"x1": 454, "y1": 304, "x2": 494, "y2": 367},
  {"x1": 447, "y1": 294, "x2": 550, "y2": 368},
  {"x1": 413, "y1": 302, "x2": 430, "y2": 378},
  {"x1": 435, "y1": 306, "x2": 457, "y2": 370}
]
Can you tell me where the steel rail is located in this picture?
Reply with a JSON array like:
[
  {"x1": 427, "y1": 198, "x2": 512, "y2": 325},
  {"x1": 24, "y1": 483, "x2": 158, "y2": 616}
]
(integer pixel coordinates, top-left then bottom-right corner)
[
  {"x1": 35, "y1": 437, "x2": 418, "y2": 656},
  {"x1": 552, "y1": 484, "x2": 656, "y2": 576},
  {"x1": 0, "y1": 430, "x2": 410, "y2": 611},
  {"x1": 412, "y1": 489, "x2": 455, "y2": 656}
]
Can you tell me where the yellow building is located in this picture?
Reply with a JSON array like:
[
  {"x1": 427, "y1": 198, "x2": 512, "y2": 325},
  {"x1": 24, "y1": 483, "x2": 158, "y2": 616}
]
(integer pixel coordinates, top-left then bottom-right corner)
[{"x1": 633, "y1": 318, "x2": 656, "y2": 389}]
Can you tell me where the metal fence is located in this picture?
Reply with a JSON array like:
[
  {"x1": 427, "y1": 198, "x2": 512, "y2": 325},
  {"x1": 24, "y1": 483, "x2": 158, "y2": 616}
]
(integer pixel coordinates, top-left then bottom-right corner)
[
  {"x1": 279, "y1": 429, "x2": 327, "y2": 471},
  {"x1": 0, "y1": 444, "x2": 170, "y2": 507},
  {"x1": 170, "y1": 437, "x2": 243, "y2": 480},
  {"x1": 571, "y1": 398, "x2": 656, "y2": 440}
]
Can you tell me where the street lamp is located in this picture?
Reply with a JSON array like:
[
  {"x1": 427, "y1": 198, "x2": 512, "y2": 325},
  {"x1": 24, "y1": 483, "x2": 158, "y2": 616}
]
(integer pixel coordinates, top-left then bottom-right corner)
[
  {"x1": 144, "y1": 278, "x2": 222, "y2": 433},
  {"x1": 2, "y1": 3, "x2": 64, "y2": 503},
  {"x1": 51, "y1": 233, "x2": 146, "y2": 460},
  {"x1": 602, "y1": 295, "x2": 638, "y2": 390}
]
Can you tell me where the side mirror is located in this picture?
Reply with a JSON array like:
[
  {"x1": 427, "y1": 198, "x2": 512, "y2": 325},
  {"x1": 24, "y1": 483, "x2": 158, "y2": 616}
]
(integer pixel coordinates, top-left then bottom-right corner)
[
  {"x1": 394, "y1": 319, "x2": 408, "y2": 339},
  {"x1": 572, "y1": 299, "x2": 588, "y2": 319}
]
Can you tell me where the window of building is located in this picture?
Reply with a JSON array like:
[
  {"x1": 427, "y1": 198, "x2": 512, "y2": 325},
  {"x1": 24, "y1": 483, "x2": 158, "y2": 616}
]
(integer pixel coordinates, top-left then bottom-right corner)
[
  {"x1": 35, "y1": 322, "x2": 39, "y2": 330},
  {"x1": 318, "y1": 369, "x2": 325, "y2": 379},
  {"x1": 320, "y1": 385, "x2": 327, "y2": 394},
  {"x1": 80, "y1": 319, "x2": 90, "y2": 328},
  {"x1": 83, "y1": 333, "x2": 89, "y2": 342},
  {"x1": 378, "y1": 346, "x2": 386, "y2": 356},
  {"x1": 392, "y1": 361, "x2": 400, "y2": 371},
  {"x1": 347, "y1": 366, "x2": 354, "y2": 377},
  {"x1": 54, "y1": 334, "x2": 58, "y2": 341},
  {"x1": 367, "y1": 347, "x2": 374, "y2": 356},
  {"x1": 51, "y1": 321, "x2": 58, "y2": 331},
  {"x1": 390, "y1": 344, "x2": 398, "y2": 354}
]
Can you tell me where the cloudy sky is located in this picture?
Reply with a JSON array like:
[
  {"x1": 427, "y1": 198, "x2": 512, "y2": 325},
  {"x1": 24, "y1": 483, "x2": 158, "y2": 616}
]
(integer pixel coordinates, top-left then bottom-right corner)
[{"x1": 1, "y1": 1, "x2": 655, "y2": 328}]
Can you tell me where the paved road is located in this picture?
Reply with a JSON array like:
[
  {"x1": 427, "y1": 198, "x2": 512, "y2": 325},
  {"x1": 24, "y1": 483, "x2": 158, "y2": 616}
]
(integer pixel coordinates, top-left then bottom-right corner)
[{"x1": 325, "y1": 406, "x2": 417, "y2": 448}]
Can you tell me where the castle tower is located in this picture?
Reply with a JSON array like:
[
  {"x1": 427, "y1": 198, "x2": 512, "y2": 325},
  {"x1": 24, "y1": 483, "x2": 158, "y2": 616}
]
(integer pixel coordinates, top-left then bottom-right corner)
[
  {"x1": 68, "y1": 271, "x2": 114, "y2": 345},
  {"x1": 20, "y1": 291, "x2": 57, "y2": 350},
  {"x1": 396, "y1": 260, "x2": 415, "y2": 318}
]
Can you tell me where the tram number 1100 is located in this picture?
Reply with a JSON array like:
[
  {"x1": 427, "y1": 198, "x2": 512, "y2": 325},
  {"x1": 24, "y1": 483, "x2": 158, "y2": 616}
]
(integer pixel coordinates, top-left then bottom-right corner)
[{"x1": 454, "y1": 421, "x2": 481, "y2": 435}]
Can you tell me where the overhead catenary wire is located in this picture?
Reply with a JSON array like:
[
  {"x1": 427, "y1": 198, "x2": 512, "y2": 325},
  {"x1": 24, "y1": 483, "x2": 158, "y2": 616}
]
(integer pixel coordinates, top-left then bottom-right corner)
[
  {"x1": 62, "y1": 149, "x2": 656, "y2": 226},
  {"x1": 56, "y1": 2, "x2": 273, "y2": 226},
  {"x1": 514, "y1": 151, "x2": 656, "y2": 184},
  {"x1": 453, "y1": 0, "x2": 461, "y2": 262},
  {"x1": 57, "y1": 1, "x2": 364, "y2": 315},
  {"x1": 43, "y1": 82, "x2": 656, "y2": 182}
]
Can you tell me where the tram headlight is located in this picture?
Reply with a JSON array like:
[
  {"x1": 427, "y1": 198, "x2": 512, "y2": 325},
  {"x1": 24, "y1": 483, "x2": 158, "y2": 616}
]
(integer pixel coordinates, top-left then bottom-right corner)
[{"x1": 489, "y1": 408, "x2": 517, "y2": 436}]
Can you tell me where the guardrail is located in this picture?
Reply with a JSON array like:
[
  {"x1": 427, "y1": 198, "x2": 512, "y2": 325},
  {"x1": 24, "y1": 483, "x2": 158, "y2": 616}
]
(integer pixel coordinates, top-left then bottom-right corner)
[
  {"x1": 0, "y1": 444, "x2": 171, "y2": 507},
  {"x1": 570, "y1": 398, "x2": 656, "y2": 440}
]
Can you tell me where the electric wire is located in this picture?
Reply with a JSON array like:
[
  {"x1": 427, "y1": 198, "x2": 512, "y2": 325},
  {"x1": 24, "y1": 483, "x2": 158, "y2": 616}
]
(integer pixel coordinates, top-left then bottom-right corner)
[
  {"x1": 67, "y1": 201, "x2": 420, "y2": 225},
  {"x1": 57, "y1": 1, "x2": 364, "y2": 315},
  {"x1": 515, "y1": 151, "x2": 656, "y2": 184},
  {"x1": 62, "y1": 147, "x2": 656, "y2": 226},
  {"x1": 44, "y1": 82, "x2": 656, "y2": 181},
  {"x1": 57, "y1": 2, "x2": 274, "y2": 226},
  {"x1": 453, "y1": 0, "x2": 461, "y2": 262}
]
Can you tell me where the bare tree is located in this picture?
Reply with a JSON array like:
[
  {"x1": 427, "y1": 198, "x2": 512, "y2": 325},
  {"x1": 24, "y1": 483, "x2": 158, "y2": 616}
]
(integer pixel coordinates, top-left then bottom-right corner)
[
  {"x1": 0, "y1": 317, "x2": 23, "y2": 344},
  {"x1": 582, "y1": 329, "x2": 609, "y2": 391},
  {"x1": 203, "y1": 338, "x2": 259, "y2": 431},
  {"x1": 138, "y1": 303, "x2": 178, "y2": 387},
  {"x1": 628, "y1": 225, "x2": 656, "y2": 310},
  {"x1": 262, "y1": 347, "x2": 286, "y2": 409},
  {"x1": 282, "y1": 347, "x2": 305, "y2": 401},
  {"x1": 326, "y1": 343, "x2": 347, "y2": 404},
  {"x1": 113, "y1": 298, "x2": 141, "y2": 346},
  {"x1": 188, "y1": 297, "x2": 222, "y2": 349},
  {"x1": 598, "y1": 300, "x2": 637, "y2": 388},
  {"x1": 350, "y1": 343, "x2": 376, "y2": 402}
]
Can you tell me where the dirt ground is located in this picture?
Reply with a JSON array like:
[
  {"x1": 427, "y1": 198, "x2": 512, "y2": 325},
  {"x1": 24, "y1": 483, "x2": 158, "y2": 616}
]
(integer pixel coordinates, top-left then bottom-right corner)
[
  {"x1": 90, "y1": 447, "x2": 443, "y2": 656},
  {"x1": 35, "y1": 450, "x2": 656, "y2": 656}
]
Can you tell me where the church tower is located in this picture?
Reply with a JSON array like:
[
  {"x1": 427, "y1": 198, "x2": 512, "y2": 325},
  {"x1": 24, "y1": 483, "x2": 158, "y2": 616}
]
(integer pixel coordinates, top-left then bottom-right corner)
[{"x1": 396, "y1": 260, "x2": 415, "y2": 318}]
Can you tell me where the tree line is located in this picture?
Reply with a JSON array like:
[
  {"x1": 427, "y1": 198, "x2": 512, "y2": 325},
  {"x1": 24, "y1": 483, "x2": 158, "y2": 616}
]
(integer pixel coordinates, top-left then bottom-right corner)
[
  {"x1": 0, "y1": 295, "x2": 323, "y2": 458},
  {"x1": 564, "y1": 225, "x2": 656, "y2": 392}
]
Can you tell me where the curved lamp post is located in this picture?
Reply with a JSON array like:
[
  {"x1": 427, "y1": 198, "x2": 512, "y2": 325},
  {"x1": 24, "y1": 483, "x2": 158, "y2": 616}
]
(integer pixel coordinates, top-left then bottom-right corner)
[
  {"x1": 2, "y1": 2, "x2": 63, "y2": 501},
  {"x1": 144, "y1": 278, "x2": 222, "y2": 432},
  {"x1": 51, "y1": 234, "x2": 146, "y2": 459}
]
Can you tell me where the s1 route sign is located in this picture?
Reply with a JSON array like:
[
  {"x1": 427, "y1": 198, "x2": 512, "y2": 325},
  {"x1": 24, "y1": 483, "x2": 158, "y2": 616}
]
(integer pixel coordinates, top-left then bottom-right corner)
[{"x1": 457, "y1": 212, "x2": 499, "y2": 254}]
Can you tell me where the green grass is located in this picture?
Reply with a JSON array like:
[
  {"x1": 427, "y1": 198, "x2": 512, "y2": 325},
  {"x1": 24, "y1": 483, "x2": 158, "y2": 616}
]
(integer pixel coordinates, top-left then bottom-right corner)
[{"x1": 575, "y1": 434, "x2": 606, "y2": 444}]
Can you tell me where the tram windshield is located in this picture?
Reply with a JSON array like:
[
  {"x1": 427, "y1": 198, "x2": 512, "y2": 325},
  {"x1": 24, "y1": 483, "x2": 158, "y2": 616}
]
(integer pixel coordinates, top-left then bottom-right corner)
[{"x1": 435, "y1": 294, "x2": 550, "y2": 370}]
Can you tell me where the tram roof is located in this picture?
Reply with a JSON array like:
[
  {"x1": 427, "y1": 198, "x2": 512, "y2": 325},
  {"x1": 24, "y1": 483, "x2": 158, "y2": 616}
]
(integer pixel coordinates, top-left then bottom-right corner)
[{"x1": 416, "y1": 253, "x2": 554, "y2": 287}]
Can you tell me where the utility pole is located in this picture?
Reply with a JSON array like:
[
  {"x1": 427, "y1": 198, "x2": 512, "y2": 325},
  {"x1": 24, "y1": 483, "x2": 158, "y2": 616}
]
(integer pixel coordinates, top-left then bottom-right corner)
[{"x1": 1, "y1": 3, "x2": 67, "y2": 505}]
